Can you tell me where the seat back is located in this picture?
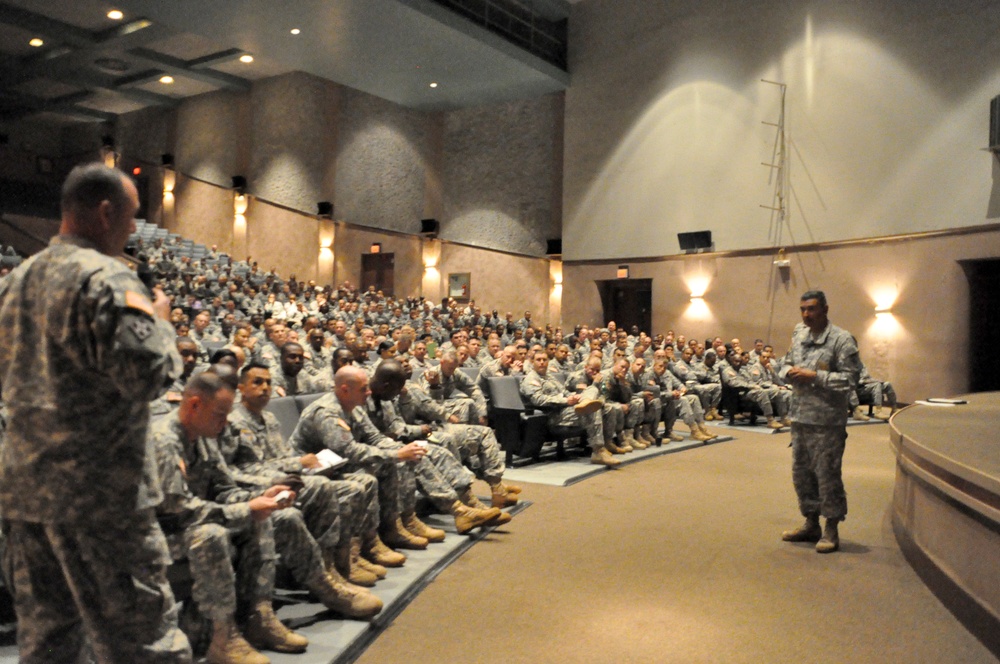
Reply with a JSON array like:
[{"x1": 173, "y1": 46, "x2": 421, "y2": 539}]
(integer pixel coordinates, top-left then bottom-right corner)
[
  {"x1": 264, "y1": 396, "x2": 300, "y2": 443},
  {"x1": 294, "y1": 392, "x2": 325, "y2": 414},
  {"x1": 486, "y1": 376, "x2": 526, "y2": 411}
]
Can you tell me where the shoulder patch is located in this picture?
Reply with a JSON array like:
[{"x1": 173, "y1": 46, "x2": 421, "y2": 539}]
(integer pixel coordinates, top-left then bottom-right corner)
[
  {"x1": 125, "y1": 290, "x2": 155, "y2": 316},
  {"x1": 127, "y1": 317, "x2": 155, "y2": 341}
]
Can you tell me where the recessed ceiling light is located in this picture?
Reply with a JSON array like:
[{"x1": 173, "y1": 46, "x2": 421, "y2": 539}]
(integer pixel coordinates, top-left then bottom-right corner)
[
  {"x1": 159, "y1": 75, "x2": 174, "y2": 84},
  {"x1": 107, "y1": 9, "x2": 124, "y2": 20},
  {"x1": 290, "y1": 28, "x2": 301, "y2": 35},
  {"x1": 239, "y1": 54, "x2": 254, "y2": 63},
  {"x1": 29, "y1": 38, "x2": 43, "y2": 47},
  {"x1": 429, "y1": 82, "x2": 438, "y2": 88}
]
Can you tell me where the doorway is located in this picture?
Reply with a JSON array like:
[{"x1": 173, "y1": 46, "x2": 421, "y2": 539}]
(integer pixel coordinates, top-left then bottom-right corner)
[
  {"x1": 960, "y1": 258, "x2": 1000, "y2": 393},
  {"x1": 361, "y1": 253, "x2": 394, "y2": 296},
  {"x1": 596, "y1": 279, "x2": 652, "y2": 334}
]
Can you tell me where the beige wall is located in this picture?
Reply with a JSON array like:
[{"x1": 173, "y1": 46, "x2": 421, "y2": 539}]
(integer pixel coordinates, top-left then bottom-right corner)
[
  {"x1": 564, "y1": 0, "x2": 1000, "y2": 260},
  {"x1": 333, "y1": 225, "x2": 423, "y2": 299},
  {"x1": 564, "y1": 226, "x2": 1000, "y2": 402}
]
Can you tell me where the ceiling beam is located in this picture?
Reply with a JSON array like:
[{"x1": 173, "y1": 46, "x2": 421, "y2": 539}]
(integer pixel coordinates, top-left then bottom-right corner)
[{"x1": 128, "y1": 47, "x2": 251, "y2": 91}]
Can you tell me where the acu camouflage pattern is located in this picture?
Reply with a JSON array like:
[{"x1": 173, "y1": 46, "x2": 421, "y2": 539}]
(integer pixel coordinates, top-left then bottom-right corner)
[
  {"x1": 150, "y1": 413, "x2": 275, "y2": 623},
  {"x1": 0, "y1": 235, "x2": 188, "y2": 663},
  {"x1": 0, "y1": 235, "x2": 182, "y2": 524},
  {"x1": 520, "y1": 369, "x2": 603, "y2": 451}
]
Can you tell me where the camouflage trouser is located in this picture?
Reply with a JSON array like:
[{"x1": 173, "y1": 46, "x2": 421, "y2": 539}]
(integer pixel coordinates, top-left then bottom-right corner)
[
  {"x1": 336, "y1": 471, "x2": 380, "y2": 536},
  {"x1": 547, "y1": 405, "x2": 603, "y2": 452},
  {"x1": 790, "y1": 423, "x2": 848, "y2": 520},
  {"x1": 272, "y1": 509, "x2": 330, "y2": 590},
  {"x1": 640, "y1": 395, "x2": 661, "y2": 425},
  {"x1": 347, "y1": 455, "x2": 401, "y2": 526},
  {"x1": 850, "y1": 382, "x2": 895, "y2": 409},
  {"x1": 374, "y1": 439, "x2": 421, "y2": 514},
  {"x1": 442, "y1": 397, "x2": 476, "y2": 424},
  {"x1": 626, "y1": 397, "x2": 644, "y2": 428},
  {"x1": 440, "y1": 423, "x2": 506, "y2": 483},
  {"x1": 740, "y1": 387, "x2": 774, "y2": 418},
  {"x1": 689, "y1": 382, "x2": 722, "y2": 410},
  {"x1": 2, "y1": 512, "x2": 192, "y2": 664},
  {"x1": 765, "y1": 387, "x2": 791, "y2": 418},
  {"x1": 295, "y1": 475, "x2": 342, "y2": 550},
  {"x1": 602, "y1": 403, "x2": 623, "y2": 442},
  {"x1": 182, "y1": 518, "x2": 276, "y2": 624}
]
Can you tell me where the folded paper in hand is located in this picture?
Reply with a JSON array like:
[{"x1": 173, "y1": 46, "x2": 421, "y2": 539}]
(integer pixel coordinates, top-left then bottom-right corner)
[{"x1": 305, "y1": 448, "x2": 349, "y2": 475}]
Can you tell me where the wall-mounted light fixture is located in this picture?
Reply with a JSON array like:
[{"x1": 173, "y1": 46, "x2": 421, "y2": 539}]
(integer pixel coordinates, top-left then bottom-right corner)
[
  {"x1": 370, "y1": 243, "x2": 382, "y2": 254},
  {"x1": 231, "y1": 175, "x2": 247, "y2": 194},
  {"x1": 101, "y1": 135, "x2": 117, "y2": 168},
  {"x1": 617, "y1": 265, "x2": 629, "y2": 279},
  {"x1": 317, "y1": 201, "x2": 333, "y2": 219}
]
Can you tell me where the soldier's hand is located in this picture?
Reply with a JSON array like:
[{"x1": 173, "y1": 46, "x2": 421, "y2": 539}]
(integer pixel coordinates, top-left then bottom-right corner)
[
  {"x1": 567, "y1": 394, "x2": 582, "y2": 406},
  {"x1": 397, "y1": 442, "x2": 427, "y2": 462},
  {"x1": 421, "y1": 425, "x2": 434, "y2": 436},
  {"x1": 300, "y1": 454, "x2": 321, "y2": 469},
  {"x1": 151, "y1": 287, "x2": 172, "y2": 321},
  {"x1": 448, "y1": 415, "x2": 460, "y2": 424},
  {"x1": 249, "y1": 486, "x2": 296, "y2": 521}
]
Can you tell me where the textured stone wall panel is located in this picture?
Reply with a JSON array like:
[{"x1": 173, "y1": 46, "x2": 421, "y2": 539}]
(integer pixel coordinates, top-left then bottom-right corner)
[
  {"x1": 174, "y1": 90, "x2": 244, "y2": 188},
  {"x1": 441, "y1": 94, "x2": 561, "y2": 257},
  {"x1": 335, "y1": 88, "x2": 430, "y2": 235}
]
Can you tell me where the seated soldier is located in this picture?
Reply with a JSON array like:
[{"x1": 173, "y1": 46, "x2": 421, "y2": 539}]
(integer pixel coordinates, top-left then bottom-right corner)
[
  {"x1": 626, "y1": 357, "x2": 661, "y2": 447},
  {"x1": 671, "y1": 345, "x2": 722, "y2": 421},
  {"x1": 520, "y1": 349, "x2": 615, "y2": 467},
  {"x1": 419, "y1": 350, "x2": 489, "y2": 425},
  {"x1": 228, "y1": 362, "x2": 392, "y2": 590},
  {"x1": 478, "y1": 344, "x2": 517, "y2": 395},
  {"x1": 151, "y1": 336, "x2": 206, "y2": 416},
  {"x1": 548, "y1": 343, "x2": 573, "y2": 374},
  {"x1": 367, "y1": 360, "x2": 516, "y2": 522},
  {"x1": 851, "y1": 360, "x2": 898, "y2": 420},
  {"x1": 650, "y1": 359, "x2": 716, "y2": 442},
  {"x1": 742, "y1": 348, "x2": 792, "y2": 427},
  {"x1": 719, "y1": 349, "x2": 785, "y2": 429},
  {"x1": 565, "y1": 356, "x2": 625, "y2": 456},
  {"x1": 271, "y1": 341, "x2": 321, "y2": 396},
  {"x1": 394, "y1": 359, "x2": 522, "y2": 508},
  {"x1": 601, "y1": 357, "x2": 642, "y2": 451},
  {"x1": 151, "y1": 372, "x2": 309, "y2": 664}
]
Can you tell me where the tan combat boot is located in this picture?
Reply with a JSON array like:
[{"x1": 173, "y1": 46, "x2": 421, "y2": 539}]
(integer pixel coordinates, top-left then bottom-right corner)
[
  {"x1": 639, "y1": 423, "x2": 657, "y2": 445},
  {"x1": 852, "y1": 406, "x2": 871, "y2": 421},
  {"x1": 705, "y1": 407, "x2": 720, "y2": 421},
  {"x1": 331, "y1": 544, "x2": 378, "y2": 587},
  {"x1": 781, "y1": 416, "x2": 792, "y2": 427},
  {"x1": 605, "y1": 439, "x2": 627, "y2": 454},
  {"x1": 205, "y1": 618, "x2": 269, "y2": 664},
  {"x1": 574, "y1": 398, "x2": 603, "y2": 415},
  {"x1": 503, "y1": 482, "x2": 522, "y2": 495},
  {"x1": 352, "y1": 537, "x2": 387, "y2": 578},
  {"x1": 363, "y1": 530, "x2": 407, "y2": 568},
  {"x1": 245, "y1": 602, "x2": 309, "y2": 654},
  {"x1": 402, "y1": 512, "x2": 446, "y2": 542},
  {"x1": 766, "y1": 417, "x2": 785, "y2": 430},
  {"x1": 380, "y1": 517, "x2": 428, "y2": 550},
  {"x1": 489, "y1": 481, "x2": 519, "y2": 508},
  {"x1": 664, "y1": 429, "x2": 685, "y2": 442},
  {"x1": 590, "y1": 447, "x2": 621, "y2": 467},
  {"x1": 314, "y1": 565, "x2": 384, "y2": 619},
  {"x1": 816, "y1": 518, "x2": 841, "y2": 553},
  {"x1": 618, "y1": 429, "x2": 636, "y2": 452},
  {"x1": 697, "y1": 422, "x2": 718, "y2": 440},
  {"x1": 630, "y1": 428, "x2": 649, "y2": 450},
  {"x1": 781, "y1": 515, "x2": 822, "y2": 543},
  {"x1": 451, "y1": 500, "x2": 502, "y2": 534},
  {"x1": 690, "y1": 424, "x2": 714, "y2": 442},
  {"x1": 457, "y1": 486, "x2": 510, "y2": 525}
]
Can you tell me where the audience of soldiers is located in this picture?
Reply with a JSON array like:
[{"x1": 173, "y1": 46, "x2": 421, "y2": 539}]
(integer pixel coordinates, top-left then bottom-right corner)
[{"x1": 83, "y1": 238, "x2": 895, "y2": 662}]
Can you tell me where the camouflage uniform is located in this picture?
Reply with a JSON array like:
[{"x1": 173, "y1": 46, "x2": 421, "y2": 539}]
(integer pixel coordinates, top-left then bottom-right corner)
[
  {"x1": 272, "y1": 369, "x2": 321, "y2": 396},
  {"x1": 520, "y1": 369, "x2": 603, "y2": 452},
  {"x1": 780, "y1": 322, "x2": 861, "y2": 520},
  {"x1": 226, "y1": 404, "x2": 370, "y2": 579},
  {"x1": 151, "y1": 413, "x2": 275, "y2": 624},
  {"x1": 600, "y1": 370, "x2": 642, "y2": 431},
  {"x1": 419, "y1": 368, "x2": 488, "y2": 423},
  {"x1": 671, "y1": 357, "x2": 722, "y2": 411},
  {"x1": 627, "y1": 369, "x2": 662, "y2": 428},
  {"x1": 650, "y1": 367, "x2": 703, "y2": 430},
  {"x1": 290, "y1": 394, "x2": 398, "y2": 527},
  {"x1": 565, "y1": 368, "x2": 621, "y2": 444},
  {"x1": 358, "y1": 400, "x2": 470, "y2": 511},
  {"x1": 742, "y1": 360, "x2": 791, "y2": 418},
  {"x1": 0, "y1": 235, "x2": 190, "y2": 663},
  {"x1": 397, "y1": 381, "x2": 507, "y2": 481},
  {"x1": 720, "y1": 362, "x2": 774, "y2": 418}
]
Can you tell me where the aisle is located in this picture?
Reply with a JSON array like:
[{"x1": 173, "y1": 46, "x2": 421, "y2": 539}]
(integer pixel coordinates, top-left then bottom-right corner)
[{"x1": 358, "y1": 425, "x2": 996, "y2": 664}]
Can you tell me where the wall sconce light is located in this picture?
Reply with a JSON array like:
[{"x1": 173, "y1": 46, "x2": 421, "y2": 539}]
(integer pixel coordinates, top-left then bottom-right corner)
[
  {"x1": 617, "y1": 265, "x2": 629, "y2": 279},
  {"x1": 234, "y1": 193, "x2": 248, "y2": 216},
  {"x1": 370, "y1": 243, "x2": 382, "y2": 254},
  {"x1": 773, "y1": 247, "x2": 790, "y2": 268},
  {"x1": 317, "y1": 201, "x2": 333, "y2": 218},
  {"x1": 231, "y1": 175, "x2": 247, "y2": 194},
  {"x1": 101, "y1": 135, "x2": 117, "y2": 168},
  {"x1": 161, "y1": 153, "x2": 174, "y2": 167},
  {"x1": 162, "y1": 168, "x2": 176, "y2": 194},
  {"x1": 875, "y1": 305, "x2": 892, "y2": 315},
  {"x1": 690, "y1": 294, "x2": 704, "y2": 302}
]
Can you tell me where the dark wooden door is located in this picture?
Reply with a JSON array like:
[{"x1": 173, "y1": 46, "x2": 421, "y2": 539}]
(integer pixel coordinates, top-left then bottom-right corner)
[
  {"x1": 361, "y1": 253, "x2": 394, "y2": 296},
  {"x1": 596, "y1": 278, "x2": 652, "y2": 334},
  {"x1": 961, "y1": 258, "x2": 1000, "y2": 393}
]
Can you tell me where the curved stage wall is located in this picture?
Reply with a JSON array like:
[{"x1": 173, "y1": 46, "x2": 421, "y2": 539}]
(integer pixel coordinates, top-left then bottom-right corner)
[{"x1": 890, "y1": 393, "x2": 1000, "y2": 656}]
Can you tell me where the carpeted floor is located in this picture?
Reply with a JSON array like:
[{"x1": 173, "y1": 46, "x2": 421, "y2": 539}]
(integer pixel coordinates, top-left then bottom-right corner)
[{"x1": 356, "y1": 424, "x2": 997, "y2": 664}]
